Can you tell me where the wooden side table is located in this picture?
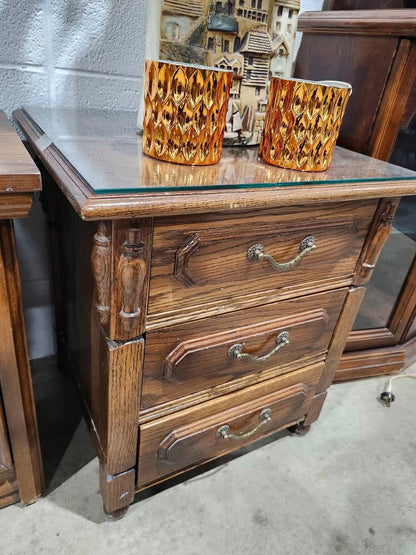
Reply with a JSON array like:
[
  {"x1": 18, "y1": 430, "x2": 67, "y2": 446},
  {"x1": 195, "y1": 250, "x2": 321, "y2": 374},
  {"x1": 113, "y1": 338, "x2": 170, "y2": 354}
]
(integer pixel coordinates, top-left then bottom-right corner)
[
  {"x1": 14, "y1": 107, "x2": 416, "y2": 518},
  {"x1": 0, "y1": 112, "x2": 43, "y2": 508}
]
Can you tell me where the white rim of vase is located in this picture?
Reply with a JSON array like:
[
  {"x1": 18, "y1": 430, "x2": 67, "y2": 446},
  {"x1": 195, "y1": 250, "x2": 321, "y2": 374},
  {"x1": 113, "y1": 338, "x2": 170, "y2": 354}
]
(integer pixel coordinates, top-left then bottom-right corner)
[{"x1": 273, "y1": 76, "x2": 352, "y2": 94}]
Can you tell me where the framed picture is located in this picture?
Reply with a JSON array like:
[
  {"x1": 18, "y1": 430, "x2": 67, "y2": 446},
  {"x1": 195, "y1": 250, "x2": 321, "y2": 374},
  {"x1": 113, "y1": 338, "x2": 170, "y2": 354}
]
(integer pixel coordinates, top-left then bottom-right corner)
[{"x1": 139, "y1": 0, "x2": 300, "y2": 146}]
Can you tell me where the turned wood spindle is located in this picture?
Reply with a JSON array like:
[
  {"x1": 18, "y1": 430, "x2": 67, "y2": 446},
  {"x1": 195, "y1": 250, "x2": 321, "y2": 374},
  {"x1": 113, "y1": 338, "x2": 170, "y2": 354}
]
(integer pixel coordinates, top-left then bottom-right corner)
[
  {"x1": 117, "y1": 228, "x2": 146, "y2": 334},
  {"x1": 91, "y1": 222, "x2": 111, "y2": 324}
]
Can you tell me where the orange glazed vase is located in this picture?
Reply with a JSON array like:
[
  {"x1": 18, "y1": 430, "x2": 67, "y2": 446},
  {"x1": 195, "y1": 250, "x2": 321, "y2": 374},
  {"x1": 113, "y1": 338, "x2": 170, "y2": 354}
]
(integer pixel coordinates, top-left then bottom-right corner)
[
  {"x1": 259, "y1": 77, "x2": 352, "y2": 172},
  {"x1": 142, "y1": 60, "x2": 232, "y2": 166}
]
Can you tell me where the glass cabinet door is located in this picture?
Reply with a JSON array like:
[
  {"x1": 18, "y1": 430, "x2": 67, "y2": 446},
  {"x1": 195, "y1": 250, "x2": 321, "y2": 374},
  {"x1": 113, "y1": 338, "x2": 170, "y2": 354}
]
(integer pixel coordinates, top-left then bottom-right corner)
[
  {"x1": 351, "y1": 116, "x2": 416, "y2": 339},
  {"x1": 353, "y1": 198, "x2": 416, "y2": 330}
]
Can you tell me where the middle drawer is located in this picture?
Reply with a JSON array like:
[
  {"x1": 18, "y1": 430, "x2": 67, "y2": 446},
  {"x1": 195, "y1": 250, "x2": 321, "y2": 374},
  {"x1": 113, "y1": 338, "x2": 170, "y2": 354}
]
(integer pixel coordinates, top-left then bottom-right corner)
[{"x1": 141, "y1": 288, "x2": 346, "y2": 413}]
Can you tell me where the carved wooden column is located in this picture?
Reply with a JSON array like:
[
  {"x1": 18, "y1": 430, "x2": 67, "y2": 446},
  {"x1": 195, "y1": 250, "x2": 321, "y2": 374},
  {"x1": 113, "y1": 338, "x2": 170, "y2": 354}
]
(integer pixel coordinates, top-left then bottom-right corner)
[
  {"x1": 91, "y1": 219, "x2": 153, "y2": 341},
  {"x1": 116, "y1": 228, "x2": 147, "y2": 335},
  {"x1": 354, "y1": 198, "x2": 399, "y2": 285},
  {"x1": 91, "y1": 222, "x2": 111, "y2": 325},
  {"x1": 90, "y1": 218, "x2": 152, "y2": 518}
]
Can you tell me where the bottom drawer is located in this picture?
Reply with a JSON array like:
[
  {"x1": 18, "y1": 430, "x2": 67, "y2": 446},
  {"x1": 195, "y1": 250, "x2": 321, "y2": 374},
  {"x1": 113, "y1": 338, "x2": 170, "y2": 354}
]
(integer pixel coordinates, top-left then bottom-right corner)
[{"x1": 137, "y1": 362, "x2": 323, "y2": 487}]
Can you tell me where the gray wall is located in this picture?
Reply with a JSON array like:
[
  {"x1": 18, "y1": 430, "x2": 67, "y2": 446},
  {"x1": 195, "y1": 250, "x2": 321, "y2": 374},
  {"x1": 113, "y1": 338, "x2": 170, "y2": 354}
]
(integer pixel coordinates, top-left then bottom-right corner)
[
  {"x1": 0, "y1": 1, "x2": 146, "y2": 117},
  {"x1": 1, "y1": 0, "x2": 322, "y2": 359}
]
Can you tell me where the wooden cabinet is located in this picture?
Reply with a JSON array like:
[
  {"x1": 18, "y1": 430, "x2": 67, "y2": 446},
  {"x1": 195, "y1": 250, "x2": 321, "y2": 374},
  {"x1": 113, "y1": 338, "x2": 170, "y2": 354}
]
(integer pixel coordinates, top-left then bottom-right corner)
[
  {"x1": 0, "y1": 112, "x2": 43, "y2": 508},
  {"x1": 295, "y1": 9, "x2": 416, "y2": 380},
  {"x1": 14, "y1": 107, "x2": 416, "y2": 519}
]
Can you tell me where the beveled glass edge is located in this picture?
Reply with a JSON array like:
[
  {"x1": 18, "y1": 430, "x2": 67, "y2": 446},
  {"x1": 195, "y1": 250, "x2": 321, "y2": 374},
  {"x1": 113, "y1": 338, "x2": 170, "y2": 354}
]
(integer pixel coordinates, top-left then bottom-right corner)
[
  {"x1": 91, "y1": 176, "x2": 415, "y2": 195},
  {"x1": 21, "y1": 106, "x2": 416, "y2": 195}
]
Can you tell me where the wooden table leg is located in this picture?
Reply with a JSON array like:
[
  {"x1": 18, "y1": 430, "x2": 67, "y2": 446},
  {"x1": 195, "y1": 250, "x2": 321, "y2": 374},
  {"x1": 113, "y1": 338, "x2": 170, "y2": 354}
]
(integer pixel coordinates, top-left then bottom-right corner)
[{"x1": 0, "y1": 221, "x2": 44, "y2": 504}]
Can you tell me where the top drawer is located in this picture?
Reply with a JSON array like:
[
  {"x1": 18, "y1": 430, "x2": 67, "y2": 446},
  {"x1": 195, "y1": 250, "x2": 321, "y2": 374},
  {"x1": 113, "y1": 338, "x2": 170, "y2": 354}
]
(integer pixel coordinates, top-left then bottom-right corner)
[{"x1": 147, "y1": 200, "x2": 377, "y2": 328}]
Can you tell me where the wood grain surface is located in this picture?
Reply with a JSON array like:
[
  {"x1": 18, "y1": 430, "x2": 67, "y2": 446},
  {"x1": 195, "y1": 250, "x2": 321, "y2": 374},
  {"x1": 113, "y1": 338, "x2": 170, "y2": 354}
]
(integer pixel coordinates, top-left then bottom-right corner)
[
  {"x1": 404, "y1": 334, "x2": 416, "y2": 368},
  {"x1": 368, "y1": 41, "x2": 416, "y2": 160},
  {"x1": 157, "y1": 385, "x2": 307, "y2": 464},
  {"x1": 0, "y1": 114, "x2": 43, "y2": 508},
  {"x1": 335, "y1": 346, "x2": 405, "y2": 381},
  {"x1": 0, "y1": 193, "x2": 34, "y2": 219},
  {"x1": 91, "y1": 222, "x2": 111, "y2": 325},
  {"x1": 92, "y1": 219, "x2": 154, "y2": 341},
  {"x1": 0, "y1": 396, "x2": 19, "y2": 508},
  {"x1": 346, "y1": 327, "x2": 396, "y2": 352},
  {"x1": 354, "y1": 198, "x2": 399, "y2": 285},
  {"x1": 147, "y1": 202, "x2": 376, "y2": 328},
  {"x1": 90, "y1": 322, "x2": 144, "y2": 475},
  {"x1": 0, "y1": 221, "x2": 44, "y2": 505},
  {"x1": 0, "y1": 111, "x2": 41, "y2": 192},
  {"x1": 298, "y1": 9, "x2": 416, "y2": 37},
  {"x1": 303, "y1": 391, "x2": 327, "y2": 427},
  {"x1": 137, "y1": 363, "x2": 323, "y2": 487},
  {"x1": 110, "y1": 219, "x2": 153, "y2": 341},
  {"x1": 142, "y1": 289, "x2": 346, "y2": 412},
  {"x1": 396, "y1": 261, "x2": 416, "y2": 343},
  {"x1": 317, "y1": 286, "x2": 366, "y2": 392},
  {"x1": 100, "y1": 464, "x2": 135, "y2": 518}
]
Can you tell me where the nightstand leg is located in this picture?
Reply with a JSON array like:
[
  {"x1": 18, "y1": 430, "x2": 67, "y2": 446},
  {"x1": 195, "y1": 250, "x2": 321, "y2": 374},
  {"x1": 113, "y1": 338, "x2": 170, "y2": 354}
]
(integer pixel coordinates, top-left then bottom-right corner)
[
  {"x1": 90, "y1": 323, "x2": 144, "y2": 519},
  {"x1": 287, "y1": 392, "x2": 327, "y2": 435},
  {"x1": 100, "y1": 465, "x2": 135, "y2": 519},
  {"x1": 304, "y1": 391, "x2": 328, "y2": 426},
  {"x1": 287, "y1": 423, "x2": 311, "y2": 436}
]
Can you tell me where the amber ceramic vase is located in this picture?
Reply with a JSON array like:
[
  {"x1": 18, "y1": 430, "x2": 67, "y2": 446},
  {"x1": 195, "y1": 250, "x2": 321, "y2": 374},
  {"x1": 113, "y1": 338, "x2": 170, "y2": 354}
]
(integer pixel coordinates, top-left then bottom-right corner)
[
  {"x1": 259, "y1": 77, "x2": 352, "y2": 172},
  {"x1": 142, "y1": 60, "x2": 232, "y2": 166}
]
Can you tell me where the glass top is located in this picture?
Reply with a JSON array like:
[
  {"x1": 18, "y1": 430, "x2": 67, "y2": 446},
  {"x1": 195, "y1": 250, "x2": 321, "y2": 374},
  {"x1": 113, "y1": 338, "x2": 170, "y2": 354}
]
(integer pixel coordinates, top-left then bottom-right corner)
[{"x1": 24, "y1": 106, "x2": 416, "y2": 195}]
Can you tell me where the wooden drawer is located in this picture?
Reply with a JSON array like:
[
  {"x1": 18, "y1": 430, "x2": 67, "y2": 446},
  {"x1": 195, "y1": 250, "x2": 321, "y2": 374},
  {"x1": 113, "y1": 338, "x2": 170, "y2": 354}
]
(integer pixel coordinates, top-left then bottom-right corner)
[
  {"x1": 138, "y1": 363, "x2": 323, "y2": 487},
  {"x1": 147, "y1": 200, "x2": 377, "y2": 328},
  {"x1": 141, "y1": 288, "x2": 346, "y2": 412}
]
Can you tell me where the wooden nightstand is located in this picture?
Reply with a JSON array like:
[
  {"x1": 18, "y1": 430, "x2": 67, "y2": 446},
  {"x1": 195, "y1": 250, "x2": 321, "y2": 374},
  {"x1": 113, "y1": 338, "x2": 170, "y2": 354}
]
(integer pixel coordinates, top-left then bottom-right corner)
[
  {"x1": 14, "y1": 107, "x2": 416, "y2": 518},
  {"x1": 0, "y1": 112, "x2": 43, "y2": 508}
]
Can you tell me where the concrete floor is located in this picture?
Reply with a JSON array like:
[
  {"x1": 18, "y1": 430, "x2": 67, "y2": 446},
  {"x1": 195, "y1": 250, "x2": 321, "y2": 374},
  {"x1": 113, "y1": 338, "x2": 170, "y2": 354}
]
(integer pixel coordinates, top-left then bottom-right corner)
[{"x1": 2, "y1": 359, "x2": 416, "y2": 555}]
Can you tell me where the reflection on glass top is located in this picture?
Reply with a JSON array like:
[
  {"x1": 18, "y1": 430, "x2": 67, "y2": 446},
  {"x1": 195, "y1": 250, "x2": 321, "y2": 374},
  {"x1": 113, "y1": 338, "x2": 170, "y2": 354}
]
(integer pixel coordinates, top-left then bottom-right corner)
[{"x1": 24, "y1": 107, "x2": 416, "y2": 195}]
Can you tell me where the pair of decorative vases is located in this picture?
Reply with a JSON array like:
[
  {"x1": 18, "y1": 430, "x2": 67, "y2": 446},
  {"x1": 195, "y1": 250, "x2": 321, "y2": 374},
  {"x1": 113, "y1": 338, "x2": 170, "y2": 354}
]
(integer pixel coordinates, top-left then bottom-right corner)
[{"x1": 142, "y1": 59, "x2": 352, "y2": 172}]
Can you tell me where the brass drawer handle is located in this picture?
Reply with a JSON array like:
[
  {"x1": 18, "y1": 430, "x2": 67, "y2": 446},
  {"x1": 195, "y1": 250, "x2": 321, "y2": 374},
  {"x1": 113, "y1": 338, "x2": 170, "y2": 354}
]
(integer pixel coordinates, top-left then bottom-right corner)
[
  {"x1": 247, "y1": 235, "x2": 316, "y2": 271},
  {"x1": 228, "y1": 331, "x2": 290, "y2": 364},
  {"x1": 216, "y1": 408, "x2": 272, "y2": 441}
]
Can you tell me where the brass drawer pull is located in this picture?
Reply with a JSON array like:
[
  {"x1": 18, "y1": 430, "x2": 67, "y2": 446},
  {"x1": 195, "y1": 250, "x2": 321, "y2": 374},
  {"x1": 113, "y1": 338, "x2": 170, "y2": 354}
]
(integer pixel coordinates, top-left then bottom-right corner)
[
  {"x1": 228, "y1": 331, "x2": 290, "y2": 363},
  {"x1": 247, "y1": 235, "x2": 316, "y2": 271},
  {"x1": 216, "y1": 408, "x2": 272, "y2": 441}
]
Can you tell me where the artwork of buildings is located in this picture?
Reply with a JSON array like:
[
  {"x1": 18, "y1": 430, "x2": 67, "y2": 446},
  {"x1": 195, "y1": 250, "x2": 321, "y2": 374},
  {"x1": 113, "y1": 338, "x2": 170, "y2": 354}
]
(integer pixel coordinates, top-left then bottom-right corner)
[{"x1": 159, "y1": 0, "x2": 300, "y2": 146}]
